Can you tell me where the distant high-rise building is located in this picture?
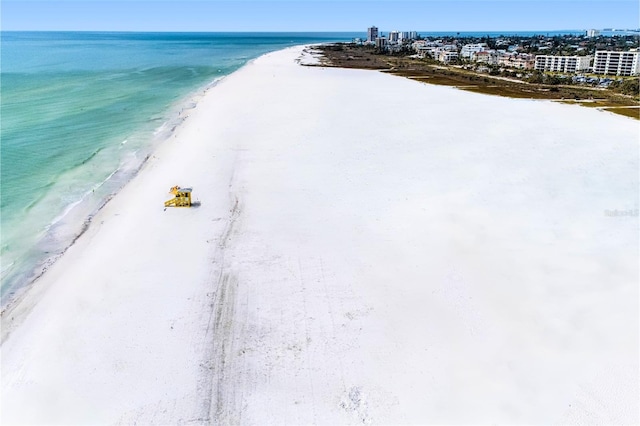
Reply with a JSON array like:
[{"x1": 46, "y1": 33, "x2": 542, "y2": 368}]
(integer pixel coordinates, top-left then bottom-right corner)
[
  {"x1": 534, "y1": 55, "x2": 592, "y2": 73},
  {"x1": 593, "y1": 50, "x2": 640, "y2": 75},
  {"x1": 375, "y1": 37, "x2": 388, "y2": 50},
  {"x1": 398, "y1": 31, "x2": 418, "y2": 41},
  {"x1": 586, "y1": 29, "x2": 600, "y2": 37},
  {"x1": 367, "y1": 26, "x2": 379, "y2": 43},
  {"x1": 388, "y1": 31, "x2": 400, "y2": 43}
]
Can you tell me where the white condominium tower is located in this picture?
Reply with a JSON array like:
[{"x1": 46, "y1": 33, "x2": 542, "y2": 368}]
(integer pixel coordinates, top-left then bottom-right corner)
[
  {"x1": 593, "y1": 50, "x2": 640, "y2": 76},
  {"x1": 367, "y1": 26, "x2": 379, "y2": 43},
  {"x1": 534, "y1": 55, "x2": 592, "y2": 73}
]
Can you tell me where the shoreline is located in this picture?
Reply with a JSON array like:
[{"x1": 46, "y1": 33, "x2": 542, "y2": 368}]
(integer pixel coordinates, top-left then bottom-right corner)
[
  {"x1": 0, "y1": 73, "x2": 232, "y2": 316},
  {"x1": 2, "y1": 44, "x2": 638, "y2": 424}
]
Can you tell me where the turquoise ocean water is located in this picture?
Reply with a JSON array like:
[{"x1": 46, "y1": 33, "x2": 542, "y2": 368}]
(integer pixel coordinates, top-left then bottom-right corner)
[{"x1": 0, "y1": 32, "x2": 359, "y2": 303}]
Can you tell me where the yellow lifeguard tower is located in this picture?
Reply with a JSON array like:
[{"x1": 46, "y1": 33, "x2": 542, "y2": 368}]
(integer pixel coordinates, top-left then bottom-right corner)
[{"x1": 164, "y1": 185, "x2": 192, "y2": 207}]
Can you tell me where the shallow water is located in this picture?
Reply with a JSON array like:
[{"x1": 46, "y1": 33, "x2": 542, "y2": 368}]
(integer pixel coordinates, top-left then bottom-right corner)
[{"x1": 0, "y1": 31, "x2": 358, "y2": 301}]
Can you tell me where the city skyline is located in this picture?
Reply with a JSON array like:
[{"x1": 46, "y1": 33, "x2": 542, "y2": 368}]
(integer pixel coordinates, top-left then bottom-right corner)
[{"x1": 2, "y1": 0, "x2": 639, "y2": 32}]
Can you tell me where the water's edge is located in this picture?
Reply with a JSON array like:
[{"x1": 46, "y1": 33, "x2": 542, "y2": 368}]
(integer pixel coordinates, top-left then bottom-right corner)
[{"x1": 0, "y1": 58, "x2": 243, "y2": 313}]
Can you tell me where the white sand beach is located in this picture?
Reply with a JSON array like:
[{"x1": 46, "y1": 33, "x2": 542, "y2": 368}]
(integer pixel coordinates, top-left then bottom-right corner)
[{"x1": 1, "y1": 45, "x2": 638, "y2": 424}]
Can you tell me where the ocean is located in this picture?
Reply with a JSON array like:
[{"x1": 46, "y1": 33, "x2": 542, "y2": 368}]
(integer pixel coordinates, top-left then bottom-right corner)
[{"x1": 0, "y1": 31, "x2": 359, "y2": 302}]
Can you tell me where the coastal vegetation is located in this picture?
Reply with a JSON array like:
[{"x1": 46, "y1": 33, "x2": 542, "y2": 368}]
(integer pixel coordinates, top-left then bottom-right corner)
[{"x1": 314, "y1": 42, "x2": 639, "y2": 119}]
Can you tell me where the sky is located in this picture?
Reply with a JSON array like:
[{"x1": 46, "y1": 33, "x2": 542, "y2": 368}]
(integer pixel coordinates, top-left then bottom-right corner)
[{"x1": 2, "y1": 0, "x2": 639, "y2": 32}]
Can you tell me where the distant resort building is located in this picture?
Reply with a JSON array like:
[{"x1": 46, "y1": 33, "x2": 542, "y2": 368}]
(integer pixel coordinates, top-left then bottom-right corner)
[
  {"x1": 412, "y1": 41, "x2": 433, "y2": 58},
  {"x1": 472, "y1": 50, "x2": 499, "y2": 65},
  {"x1": 586, "y1": 29, "x2": 600, "y2": 37},
  {"x1": 420, "y1": 46, "x2": 439, "y2": 59},
  {"x1": 592, "y1": 50, "x2": 640, "y2": 76},
  {"x1": 367, "y1": 26, "x2": 379, "y2": 43},
  {"x1": 499, "y1": 53, "x2": 535, "y2": 69},
  {"x1": 400, "y1": 31, "x2": 418, "y2": 41},
  {"x1": 375, "y1": 37, "x2": 388, "y2": 50},
  {"x1": 410, "y1": 40, "x2": 460, "y2": 63},
  {"x1": 534, "y1": 55, "x2": 592, "y2": 73},
  {"x1": 388, "y1": 31, "x2": 400, "y2": 43},
  {"x1": 460, "y1": 43, "x2": 488, "y2": 58},
  {"x1": 438, "y1": 50, "x2": 459, "y2": 63}
]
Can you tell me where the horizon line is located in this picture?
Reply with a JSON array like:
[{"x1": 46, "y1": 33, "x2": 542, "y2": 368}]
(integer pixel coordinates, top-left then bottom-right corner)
[{"x1": 2, "y1": 29, "x2": 626, "y2": 33}]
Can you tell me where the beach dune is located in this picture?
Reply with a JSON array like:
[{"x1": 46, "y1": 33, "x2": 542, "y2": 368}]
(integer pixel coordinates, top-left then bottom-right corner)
[{"x1": 1, "y1": 46, "x2": 638, "y2": 424}]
